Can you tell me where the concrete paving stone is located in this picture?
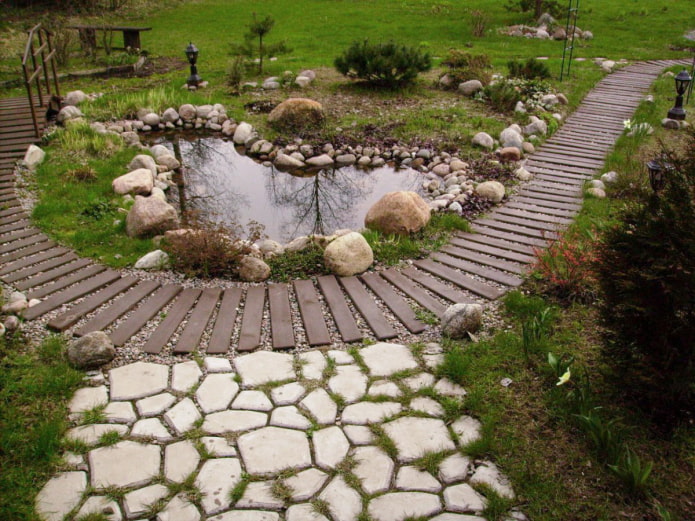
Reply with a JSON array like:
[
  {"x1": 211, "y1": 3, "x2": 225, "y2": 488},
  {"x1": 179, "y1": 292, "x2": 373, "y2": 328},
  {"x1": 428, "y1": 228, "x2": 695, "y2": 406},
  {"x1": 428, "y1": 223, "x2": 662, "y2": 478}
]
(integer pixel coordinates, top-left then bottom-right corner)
[
  {"x1": 431, "y1": 515, "x2": 486, "y2": 521},
  {"x1": 434, "y1": 378, "x2": 467, "y2": 397},
  {"x1": 318, "y1": 475, "x2": 362, "y2": 521},
  {"x1": 368, "y1": 380, "x2": 401, "y2": 398},
  {"x1": 234, "y1": 351, "x2": 295, "y2": 386},
  {"x1": 313, "y1": 426, "x2": 350, "y2": 470},
  {"x1": 204, "y1": 357, "x2": 233, "y2": 373},
  {"x1": 69, "y1": 386, "x2": 108, "y2": 413},
  {"x1": 343, "y1": 425, "x2": 374, "y2": 445},
  {"x1": 123, "y1": 483, "x2": 168, "y2": 518},
  {"x1": 109, "y1": 362, "x2": 169, "y2": 400},
  {"x1": 66, "y1": 424, "x2": 128, "y2": 446},
  {"x1": 341, "y1": 401, "x2": 402, "y2": 425},
  {"x1": 423, "y1": 353, "x2": 445, "y2": 370},
  {"x1": 439, "y1": 453, "x2": 471, "y2": 484},
  {"x1": 452, "y1": 415, "x2": 482, "y2": 446},
  {"x1": 299, "y1": 388, "x2": 337, "y2": 424},
  {"x1": 195, "y1": 458, "x2": 243, "y2": 515},
  {"x1": 164, "y1": 397, "x2": 201, "y2": 435},
  {"x1": 236, "y1": 481, "x2": 284, "y2": 509},
  {"x1": 232, "y1": 390, "x2": 274, "y2": 411},
  {"x1": 208, "y1": 511, "x2": 279, "y2": 521},
  {"x1": 283, "y1": 468, "x2": 329, "y2": 502},
  {"x1": 368, "y1": 491, "x2": 442, "y2": 521},
  {"x1": 63, "y1": 452, "x2": 84, "y2": 467},
  {"x1": 171, "y1": 360, "x2": 202, "y2": 393},
  {"x1": 196, "y1": 373, "x2": 239, "y2": 414},
  {"x1": 76, "y1": 495, "x2": 123, "y2": 521},
  {"x1": 470, "y1": 461, "x2": 515, "y2": 499},
  {"x1": 443, "y1": 483, "x2": 487, "y2": 514},
  {"x1": 270, "y1": 405, "x2": 312, "y2": 429},
  {"x1": 201, "y1": 436, "x2": 237, "y2": 457},
  {"x1": 35, "y1": 471, "x2": 87, "y2": 521},
  {"x1": 286, "y1": 503, "x2": 330, "y2": 521},
  {"x1": 89, "y1": 441, "x2": 160, "y2": 489},
  {"x1": 298, "y1": 350, "x2": 326, "y2": 380},
  {"x1": 326, "y1": 349, "x2": 354, "y2": 364},
  {"x1": 202, "y1": 410, "x2": 268, "y2": 435},
  {"x1": 360, "y1": 342, "x2": 418, "y2": 377},
  {"x1": 270, "y1": 382, "x2": 306, "y2": 405},
  {"x1": 353, "y1": 445, "x2": 394, "y2": 494},
  {"x1": 103, "y1": 401, "x2": 137, "y2": 423},
  {"x1": 410, "y1": 396, "x2": 445, "y2": 417},
  {"x1": 164, "y1": 440, "x2": 200, "y2": 483},
  {"x1": 136, "y1": 392, "x2": 176, "y2": 417},
  {"x1": 131, "y1": 418, "x2": 173, "y2": 442},
  {"x1": 382, "y1": 417, "x2": 455, "y2": 462},
  {"x1": 395, "y1": 466, "x2": 442, "y2": 493},
  {"x1": 328, "y1": 364, "x2": 368, "y2": 403},
  {"x1": 238, "y1": 426, "x2": 312, "y2": 475},
  {"x1": 402, "y1": 372, "x2": 436, "y2": 391},
  {"x1": 423, "y1": 342, "x2": 444, "y2": 354},
  {"x1": 157, "y1": 494, "x2": 200, "y2": 521}
]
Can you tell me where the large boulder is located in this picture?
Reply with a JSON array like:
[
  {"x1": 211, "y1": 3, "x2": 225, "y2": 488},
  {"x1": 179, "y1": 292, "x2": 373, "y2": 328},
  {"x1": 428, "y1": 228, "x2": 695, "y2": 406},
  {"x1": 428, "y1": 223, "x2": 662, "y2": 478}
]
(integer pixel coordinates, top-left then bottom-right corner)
[
  {"x1": 458, "y1": 80, "x2": 483, "y2": 96},
  {"x1": 57, "y1": 105, "x2": 83, "y2": 124},
  {"x1": 112, "y1": 168, "x2": 154, "y2": 196},
  {"x1": 178, "y1": 104, "x2": 196, "y2": 122},
  {"x1": 364, "y1": 191, "x2": 431, "y2": 235},
  {"x1": 274, "y1": 153, "x2": 305, "y2": 170},
  {"x1": 268, "y1": 98, "x2": 325, "y2": 131},
  {"x1": 233, "y1": 122, "x2": 255, "y2": 145},
  {"x1": 64, "y1": 90, "x2": 88, "y2": 106},
  {"x1": 238, "y1": 256, "x2": 271, "y2": 282},
  {"x1": 475, "y1": 181, "x2": 506, "y2": 203},
  {"x1": 126, "y1": 195, "x2": 180, "y2": 238},
  {"x1": 23, "y1": 145, "x2": 45, "y2": 169},
  {"x1": 324, "y1": 232, "x2": 373, "y2": 276},
  {"x1": 472, "y1": 132, "x2": 494, "y2": 150},
  {"x1": 128, "y1": 154, "x2": 158, "y2": 177},
  {"x1": 66, "y1": 331, "x2": 116, "y2": 369},
  {"x1": 441, "y1": 303, "x2": 483, "y2": 339},
  {"x1": 134, "y1": 249, "x2": 169, "y2": 270}
]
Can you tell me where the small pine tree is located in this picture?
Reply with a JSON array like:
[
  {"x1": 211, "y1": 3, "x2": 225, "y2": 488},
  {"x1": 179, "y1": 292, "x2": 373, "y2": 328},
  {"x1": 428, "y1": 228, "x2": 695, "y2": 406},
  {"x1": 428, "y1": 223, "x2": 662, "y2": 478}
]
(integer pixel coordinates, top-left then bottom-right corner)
[{"x1": 230, "y1": 12, "x2": 290, "y2": 75}]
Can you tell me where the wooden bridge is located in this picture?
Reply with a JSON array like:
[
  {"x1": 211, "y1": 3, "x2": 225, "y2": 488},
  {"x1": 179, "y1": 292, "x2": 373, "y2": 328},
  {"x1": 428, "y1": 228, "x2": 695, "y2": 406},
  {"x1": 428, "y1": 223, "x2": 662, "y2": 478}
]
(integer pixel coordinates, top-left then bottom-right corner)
[{"x1": 0, "y1": 60, "x2": 687, "y2": 354}]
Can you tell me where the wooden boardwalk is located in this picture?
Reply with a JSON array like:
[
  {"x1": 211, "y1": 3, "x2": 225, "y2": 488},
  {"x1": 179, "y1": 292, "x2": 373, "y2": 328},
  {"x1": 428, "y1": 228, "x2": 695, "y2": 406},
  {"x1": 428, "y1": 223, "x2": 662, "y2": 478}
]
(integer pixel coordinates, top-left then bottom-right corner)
[{"x1": 0, "y1": 60, "x2": 686, "y2": 354}]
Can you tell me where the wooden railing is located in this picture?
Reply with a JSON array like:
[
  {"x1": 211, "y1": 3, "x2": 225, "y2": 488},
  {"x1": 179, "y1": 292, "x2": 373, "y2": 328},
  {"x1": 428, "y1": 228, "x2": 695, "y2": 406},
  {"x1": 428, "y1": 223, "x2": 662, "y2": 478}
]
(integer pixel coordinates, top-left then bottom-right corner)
[{"x1": 22, "y1": 23, "x2": 61, "y2": 138}]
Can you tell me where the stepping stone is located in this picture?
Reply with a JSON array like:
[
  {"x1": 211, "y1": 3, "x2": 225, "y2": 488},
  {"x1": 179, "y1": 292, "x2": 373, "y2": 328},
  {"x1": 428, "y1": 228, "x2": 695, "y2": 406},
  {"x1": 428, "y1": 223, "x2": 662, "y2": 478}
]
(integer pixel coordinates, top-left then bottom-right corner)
[
  {"x1": 326, "y1": 350, "x2": 353, "y2": 364},
  {"x1": 136, "y1": 392, "x2": 176, "y2": 417},
  {"x1": 439, "y1": 453, "x2": 471, "y2": 484},
  {"x1": 396, "y1": 466, "x2": 442, "y2": 493},
  {"x1": 353, "y1": 446, "x2": 394, "y2": 494},
  {"x1": 210, "y1": 511, "x2": 279, "y2": 521},
  {"x1": 200, "y1": 436, "x2": 237, "y2": 457},
  {"x1": 470, "y1": 461, "x2": 515, "y2": 499},
  {"x1": 204, "y1": 357, "x2": 233, "y2": 373},
  {"x1": 452, "y1": 416, "x2": 482, "y2": 446},
  {"x1": 368, "y1": 380, "x2": 401, "y2": 398},
  {"x1": 382, "y1": 417, "x2": 455, "y2": 462},
  {"x1": 68, "y1": 386, "x2": 108, "y2": 413},
  {"x1": 328, "y1": 364, "x2": 367, "y2": 403},
  {"x1": 62, "y1": 452, "x2": 84, "y2": 467},
  {"x1": 341, "y1": 402, "x2": 402, "y2": 425},
  {"x1": 66, "y1": 424, "x2": 128, "y2": 446},
  {"x1": 202, "y1": 410, "x2": 267, "y2": 435},
  {"x1": 109, "y1": 362, "x2": 169, "y2": 400},
  {"x1": 270, "y1": 382, "x2": 306, "y2": 405},
  {"x1": 423, "y1": 354, "x2": 444, "y2": 370},
  {"x1": 313, "y1": 426, "x2": 350, "y2": 470},
  {"x1": 232, "y1": 390, "x2": 273, "y2": 411},
  {"x1": 164, "y1": 440, "x2": 200, "y2": 483},
  {"x1": 368, "y1": 492, "x2": 442, "y2": 521},
  {"x1": 76, "y1": 496, "x2": 123, "y2": 521},
  {"x1": 164, "y1": 397, "x2": 201, "y2": 435},
  {"x1": 410, "y1": 396, "x2": 444, "y2": 417},
  {"x1": 431, "y1": 515, "x2": 486, "y2": 521},
  {"x1": 270, "y1": 405, "x2": 311, "y2": 429},
  {"x1": 360, "y1": 342, "x2": 418, "y2": 377},
  {"x1": 158, "y1": 494, "x2": 200, "y2": 521},
  {"x1": 195, "y1": 458, "x2": 243, "y2": 515},
  {"x1": 131, "y1": 418, "x2": 173, "y2": 442},
  {"x1": 343, "y1": 425, "x2": 374, "y2": 445},
  {"x1": 284, "y1": 468, "x2": 329, "y2": 502},
  {"x1": 434, "y1": 378, "x2": 466, "y2": 397},
  {"x1": 104, "y1": 401, "x2": 137, "y2": 423},
  {"x1": 35, "y1": 471, "x2": 87, "y2": 521},
  {"x1": 298, "y1": 351, "x2": 326, "y2": 380},
  {"x1": 236, "y1": 481, "x2": 284, "y2": 510},
  {"x1": 123, "y1": 483, "x2": 168, "y2": 518},
  {"x1": 443, "y1": 483, "x2": 487, "y2": 514},
  {"x1": 286, "y1": 503, "x2": 329, "y2": 521},
  {"x1": 402, "y1": 372, "x2": 436, "y2": 391},
  {"x1": 299, "y1": 388, "x2": 337, "y2": 424},
  {"x1": 238, "y1": 426, "x2": 311, "y2": 475},
  {"x1": 234, "y1": 351, "x2": 295, "y2": 386},
  {"x1": 319, "y1": 476, "x2": 362, "y2": 521},
  {"x1": 171, "y1": 361, "x2": 202, "y2": 393},
  {"x1": 89, "y1": 441, "x2": 160, "y2": 488},
  {"x1": 196, "y1": 373, "x2": 239, "y2": 413}
]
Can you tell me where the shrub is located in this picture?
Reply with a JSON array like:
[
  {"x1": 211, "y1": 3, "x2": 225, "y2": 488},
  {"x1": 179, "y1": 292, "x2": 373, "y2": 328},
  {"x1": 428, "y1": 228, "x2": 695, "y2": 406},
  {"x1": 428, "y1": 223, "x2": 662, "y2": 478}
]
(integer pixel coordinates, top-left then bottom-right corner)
[
  {"x1": 481, "y1": 82, "x2": 522, "y2": 113},
  {"x1": 439, "y1": 50, "x2": 492, "y2": 89},
  {"x1": 230, "y1": 13, "x2": 291, "y2": 75},
  {"x1": 334, "y1": 40, "x2": 432, "y2": 88},
  {"x1": 508, "y1": 58, "x2": 551, "y2": 80},
  {"x1": 505, "y1": 0, "x2": 564, "y2": 19},
  {"x1": 470, "y1": 9, "x2": 490, "y2": 37},
  {"x1": 226, "y1": 55, "x2": 246, "y2": 95}
]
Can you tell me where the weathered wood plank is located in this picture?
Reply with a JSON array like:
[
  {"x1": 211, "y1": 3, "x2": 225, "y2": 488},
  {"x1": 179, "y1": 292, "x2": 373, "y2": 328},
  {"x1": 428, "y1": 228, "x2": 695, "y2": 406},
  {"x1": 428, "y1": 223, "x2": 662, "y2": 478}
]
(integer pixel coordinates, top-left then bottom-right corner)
[
  {"x1": 379, "y1": 269, "x2": 447, "y2": 317},
  {"x1": 238, "y1": 286, "x2": 266, "y2": 352},
  {"x1": 142, "y1": 288, "x2": 202, "y2": 354},
  {"x1": 174, "y1": 288, "x2": 222, "y2": 353},
  {"x1": 415, "y1": 259, "x2": 506, "y2": 300},
  {"x1": 268, "y1": 284, "x2": 296, "y2": 350},
  {"x1": 293, "y1": 279, "x2": 331, "y2": 346},
  {"x1": 339, "y1": 276, "x2": 397, "y2": 340},
  {"x1": 317, "y1": 275, "x2": 363, "y2": 343},
  {"x1": 207, "y1": 288, "x2": 243, "y2": 354},
  {"x1": 360, "y1": 272, "x2": 426, "y2": 334}
]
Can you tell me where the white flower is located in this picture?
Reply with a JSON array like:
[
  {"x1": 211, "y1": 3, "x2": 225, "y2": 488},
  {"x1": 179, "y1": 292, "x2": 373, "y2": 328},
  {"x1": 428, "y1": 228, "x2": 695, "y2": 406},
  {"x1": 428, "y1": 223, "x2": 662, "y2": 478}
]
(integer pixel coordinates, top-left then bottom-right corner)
[
  {"x1": 623, "y1": 119, "x2": 632, "y2": 130},
  {"x1": 556, "y1": 368, "x2": 571, "y2": 386}
]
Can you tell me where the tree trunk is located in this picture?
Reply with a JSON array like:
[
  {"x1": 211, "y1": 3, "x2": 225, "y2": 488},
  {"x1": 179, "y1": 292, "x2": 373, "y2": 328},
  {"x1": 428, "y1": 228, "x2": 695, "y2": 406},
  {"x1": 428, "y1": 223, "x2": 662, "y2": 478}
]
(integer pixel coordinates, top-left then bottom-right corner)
[{"x1": 535, "y1": 0, "x2": 543, "y2": 19}]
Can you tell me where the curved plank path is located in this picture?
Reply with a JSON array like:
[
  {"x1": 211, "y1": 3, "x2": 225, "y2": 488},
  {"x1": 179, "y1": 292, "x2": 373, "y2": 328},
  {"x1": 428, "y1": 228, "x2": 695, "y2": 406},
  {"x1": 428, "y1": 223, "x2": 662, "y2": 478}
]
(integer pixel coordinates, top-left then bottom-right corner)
[{"x1": 2, "y1": 60, "x2": 687, "y2": 521}]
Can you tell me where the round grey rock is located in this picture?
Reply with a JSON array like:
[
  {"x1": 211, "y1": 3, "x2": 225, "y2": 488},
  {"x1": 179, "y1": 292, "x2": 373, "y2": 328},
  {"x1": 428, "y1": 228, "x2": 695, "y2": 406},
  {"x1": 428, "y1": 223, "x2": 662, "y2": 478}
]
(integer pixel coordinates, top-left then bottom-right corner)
[
  {"x1": 441, "y1": 303, "x2": 483, "y2": 338},
  {"x1": 67, "y1": 331, "x2": 116, "y2": 369}
]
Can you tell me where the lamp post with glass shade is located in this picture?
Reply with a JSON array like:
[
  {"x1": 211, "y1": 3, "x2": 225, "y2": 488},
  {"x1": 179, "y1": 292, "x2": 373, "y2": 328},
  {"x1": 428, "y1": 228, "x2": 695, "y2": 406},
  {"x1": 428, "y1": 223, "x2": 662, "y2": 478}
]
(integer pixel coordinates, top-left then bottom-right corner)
[
  {"x1": 667, "y1": 69, "x2": 692, "y2": 121},
  {"x1": 647, "y1": 159, "x2": 667, "y2": 193},
  {"x1": 185, "y1": 42, "x2": 201, "y2": 88}
]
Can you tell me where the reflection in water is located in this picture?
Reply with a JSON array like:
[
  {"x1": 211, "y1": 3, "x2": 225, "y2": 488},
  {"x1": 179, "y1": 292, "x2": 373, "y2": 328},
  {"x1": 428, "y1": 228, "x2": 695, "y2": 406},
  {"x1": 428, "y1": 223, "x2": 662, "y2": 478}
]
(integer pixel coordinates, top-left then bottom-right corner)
[{"x1": 155, "y1": 135, "x2": 425, "y2": 242}]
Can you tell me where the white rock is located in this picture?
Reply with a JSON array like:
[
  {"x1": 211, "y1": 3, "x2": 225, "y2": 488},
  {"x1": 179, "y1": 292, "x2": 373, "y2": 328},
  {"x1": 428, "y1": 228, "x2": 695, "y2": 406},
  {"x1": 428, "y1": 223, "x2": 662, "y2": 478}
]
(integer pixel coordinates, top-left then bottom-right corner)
[
  {"x1": 68, "y1": 386, "x2": 108, "y2": 414},
  {"x1": 66, "y1": 424, "x2": 128, "y2": 446},
  {"x1": 439, "y1": 453, "x2": 471, "y2": 483},
  {"x1": 237, "y1": 481, "x2": 285, "y2": 510},
  {"x1": 195, "y1": 458, "x2": 243, "y2": 514},
  {"x1": 164, "y1": 440, "x2": 200, "y2": 483},
  {"x1": 284, "y1": 468, "x2": 329, "y2": 502},
  {"x1": 313, "y1": 426, "x2": 350, "y2": 470},
  {"x1": 353, "y1": 446, "x2": 394, "y2": 494},
  {"x1": 452, "y1": 415, "x2": 482, "y2": 445},
  {"x1": 164, "y1": 397, "x2": 201, "y2": 435},
  {"x1": 271, "y1": 382, "x2": 305, "y2": 405},
  {"x1": 89, "y1": 441, "x2": 160, "y2": 488},
  {"x1": 57, "y1": 105, "x2": 82, "y2": 123},
  {"x1": 368, "y1": 492, "x2": 442, "y2": 521},
  {"x1": 234, "y1": 351, "x2": 295, "y2": 386},
  {"x1": 23, "y1": 144, "x2": 45, "y2": 169},
  {"x1": 196, "y1": 373, "x2": 239, "y2": 413},
  {"x1": 402, "y1": 372, "x2": 436, "y2": 391},
  {"x1": 204, "y1": 357, "x2": 233, "y2": 372},
  {"x1": 299, "y1": 351, "x2": 326, "y2": 379},
  {"x1": 410, "y1": 396, "x2": 444, "y2": 416},
  {"x1": 472, "y1": 132, "x2": 494, "y2": 150},
  {"x1": 396, "y1": 466, "x2": 441, "y2": 492},
  {"x1": 470, "y1": 461, "x2": 515, "y2": 499},
  {"x1": 299, "y1": 388, "x2": 337, "y2": 424},
  {"x1": 475, "y1": 182, "x2": 505, "y2": 203},
  {"x1": 112, "y1": 168, "x2": 154, "y2": 196},
  {"x1": 131, "y1": 418, "x2": 173, "y2": 442},
  {"x1": 103, "y1": 401, "x2": 137, "y2": 423},
  {"x1": 342, "y1": 402, "x2": 402, "y2": 425},
  {"x1": 443, "y1": 483, "x2": 487, "y2": 513},
  {"x1": 382, "y1": 417, "x2": 455, "y2": 462},
  {"x1": 157, "y1": 494, "x2": 200, "y2": 521},
  {"x1": 171, "y1": 361, "x2": 202, "y2": 392},
  {"x1": 123, "y1": 484, "x2": 168, "y2": 518},
  {"x1": 76, "y1": 496, "x2": 123, "y2": 521},
  {"x1": 109, "y1": 362, "x2": 168, "y2": 400},
  {"x1": 319, "y1": 476, "x2": 362, "y2": 521},
  {"x1": 270, "y1": 405, "x2": 311, "y2": 429},
  {"x1": 360, "y1": 342, "x2": 418, "y2": 376},
  {"x1": 35, "y1": 472, "x2": 87, "y2": 521},
  {"x1": 343, "y1": 425, "x2": 374, "y2": 445},
  {"x1": 233, "y1": 122, "x2": 254, "y2": 144},
  {"x1": 64, "y1": 90, "x2": 88, "y2": 105},
  {"x1": 435, "y1": 378, "x2": 467, "y2": 397},
  {"x1": 368, "y1": 380, "x2": 402, "y2": 398},
  {"x1": 202, "y1": 410, "x2": 267, "y2": 435},
  {"x1": 328, "y1": 365, "x2": 368, "y2": 403},
  {"x1": 232, "y1": 390, "x2": 273, "y2": 411},
  {"x1": 136, "y1": 392, "x2": 176, "y2": 416},
  {"x1": 200, "y1": 436, "x2": 237, "y2": 457},
  {"x1": 286, "y1": 504, "x2": 329, "y2": 521},
  {"x1": 238, "y1": 426, "x2": 312, "y2": 475}
]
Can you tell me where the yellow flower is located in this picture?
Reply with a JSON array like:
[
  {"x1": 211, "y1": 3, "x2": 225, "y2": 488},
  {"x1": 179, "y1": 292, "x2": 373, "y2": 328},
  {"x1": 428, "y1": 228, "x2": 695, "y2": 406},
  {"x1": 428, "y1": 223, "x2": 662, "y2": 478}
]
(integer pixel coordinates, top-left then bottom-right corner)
[
  {"x1": 556, "y1": 368, "x2": 571, "y2": 386},
  {"x1": 623, "y1": 119, "x2": 632, "y2": 130}
]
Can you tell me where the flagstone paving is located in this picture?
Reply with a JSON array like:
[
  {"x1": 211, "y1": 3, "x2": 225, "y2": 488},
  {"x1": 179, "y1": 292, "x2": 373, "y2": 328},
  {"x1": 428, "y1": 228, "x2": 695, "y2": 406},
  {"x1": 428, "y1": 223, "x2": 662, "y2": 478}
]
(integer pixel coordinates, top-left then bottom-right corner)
[{"x1": 36, "y1": 342, "x2": 526, "y2": 521}]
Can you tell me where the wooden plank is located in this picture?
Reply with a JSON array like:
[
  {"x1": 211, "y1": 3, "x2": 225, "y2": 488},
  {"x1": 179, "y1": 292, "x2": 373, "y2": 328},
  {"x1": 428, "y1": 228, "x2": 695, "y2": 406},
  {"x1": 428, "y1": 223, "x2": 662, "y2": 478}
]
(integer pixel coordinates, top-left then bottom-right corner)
[
  {"x1": 206, "y1": 288, "x2": 243, "y2": 354},
  {"x1": 0, "y1": 239, "x2": 56, "y2": 264},
  {"x1": 494, "y1": 206, "x2": 573, "y2": 225},
  {"x1": 0, "y1": 233, "x2": 47, "y2": 256},
  {"x1": 512, "y1": 195, "x2": 583, "y2": 213},
  {"x1": 433, "y1": 252, "x2": 524, "y2": 287},
  {"x1": 0, "y1": 212, "x2": 26, "y2": 226},
  {"x1": 414, "y1": 258, "x2": 506, "y2": 300},
  {"x1": 174, "y1": 288, "x2": 222, "y2": 353},
  {"x1": 360, "y1": 272, "x2": 425, "y2": 334},
  {"x1": 0, "y1": 219, "x2": 29, "y2": 234},
  {"x1": 454, "y1": 231, "x2": 537, "y2": 255},
  {"x1": 317, "y1": 275, "x2": 363, "y2": 343},
  {"x1": 268, "y1": 284, "x2": 296, "y2": 350},
  {"x1": 0, "y1": 246, "x2": 70, "y2": 276},
  {"x1": 486, "y1": 212, "x2": 567, "y2": 233},
  {"x1": 339, "y1": 276, "x2": 397, "y2": 340},
  {"x1": 401, "y1": 266, "x2": 473, "y2": 304},
  {"x1": 27, "y1": 263, "x2": 107, "y2": 300},
  {"x1": 506, "y1": 200, "x2": 577, "y2": 218},
  {"x1": 439, "y1": 244, "x2": 527, "y2": 274},
  {"x1": 73, "y1": 280, "x2": 161, "y2": 337},
  {"x1": 142, "y1": 288, "x2": 202, "y2": 354},
  {"x1": 475, "y1": 218, "x2": 558, "y2": 240},
  {"x1": 448, "y1": 236, "x2": 536, "y2": 263},
  {"x1": 470, "y1": 224, "x2": 549, "y2": 248},
  {"x1": 0, "y1": 227, "x2": 40, "y2": 246},
  {"x1": 379, "y1": 269, "x2": 447, "y2": 317},
  {"x1": 237, "y1": 286, "x2": 266, "y2": 352},
  {"x1": 2, "y1": 252, "x2": 78, "y2": 284},
  {"x1": 0, "y1": 206, "x2": 24, "y2": 219},
  {"x1": 293, "y1": 279, "x2": 331, "y2": 346},
  {"x1": 516, "y1": 189, "x2": 582, "y2": 205},
  {"x1": 15, "y1": 257, "x2": 93, "y2": 291},
  {"x1": 110, "y1": 284, "x2": 183, "y2": 347}
]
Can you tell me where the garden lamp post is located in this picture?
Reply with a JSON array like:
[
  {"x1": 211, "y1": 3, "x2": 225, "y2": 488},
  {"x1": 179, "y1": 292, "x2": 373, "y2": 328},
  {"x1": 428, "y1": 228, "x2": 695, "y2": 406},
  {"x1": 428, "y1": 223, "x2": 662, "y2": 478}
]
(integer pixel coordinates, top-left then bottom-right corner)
[
  {"x1": 185, "y1": 42, "x2": 201, "y2": 88},
  {"x1": 667, "y1": 69, "x2": 692, "y2": 121},
  {"x1": 647, "y1": 159, "x2": 666, "y2": 193}
]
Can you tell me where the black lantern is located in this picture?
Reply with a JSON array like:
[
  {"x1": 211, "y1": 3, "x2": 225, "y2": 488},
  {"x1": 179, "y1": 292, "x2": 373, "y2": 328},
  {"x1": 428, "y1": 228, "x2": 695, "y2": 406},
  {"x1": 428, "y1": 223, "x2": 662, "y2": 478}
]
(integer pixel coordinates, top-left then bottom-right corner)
[
  {"x1": 185, "y1": 42, "x2": 201, "y2": 87},
  {"x1": 647, "y1": 159, "x2": 667, "y2": 193},
  {"x1": 667, "y1": 69, "x2": 692, "y2": 121}
]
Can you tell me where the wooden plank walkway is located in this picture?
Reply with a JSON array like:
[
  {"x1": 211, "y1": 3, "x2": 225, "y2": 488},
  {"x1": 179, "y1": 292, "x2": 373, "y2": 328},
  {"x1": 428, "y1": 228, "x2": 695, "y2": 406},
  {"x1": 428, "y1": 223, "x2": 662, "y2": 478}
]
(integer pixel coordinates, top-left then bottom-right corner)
[{"x1": 0, "y1": 59, "x2": 687, "y2": 353}]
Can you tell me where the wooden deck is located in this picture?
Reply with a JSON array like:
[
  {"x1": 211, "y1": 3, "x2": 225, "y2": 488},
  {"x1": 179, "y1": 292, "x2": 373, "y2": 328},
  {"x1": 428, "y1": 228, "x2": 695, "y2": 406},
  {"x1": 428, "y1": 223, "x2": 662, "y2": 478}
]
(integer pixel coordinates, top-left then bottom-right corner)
[{"x1": 0, "y1": 60, "x2": 687, "y2": 354}]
